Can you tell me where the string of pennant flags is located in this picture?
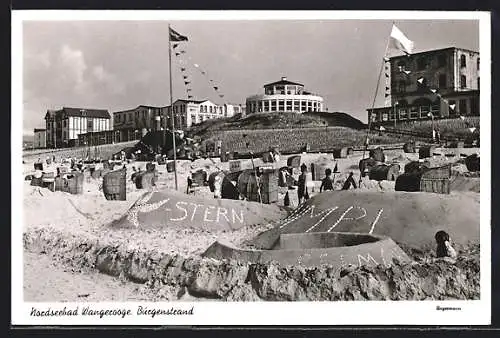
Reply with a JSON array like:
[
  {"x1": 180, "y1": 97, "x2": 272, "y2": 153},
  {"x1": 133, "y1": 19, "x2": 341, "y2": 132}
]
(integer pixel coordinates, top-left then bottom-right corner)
[{"x1": 172, "y1": 42, "x2": 226, "y2": 101}]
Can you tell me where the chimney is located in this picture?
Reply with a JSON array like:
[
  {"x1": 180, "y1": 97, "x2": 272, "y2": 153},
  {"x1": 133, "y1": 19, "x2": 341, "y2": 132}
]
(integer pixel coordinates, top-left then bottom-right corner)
[{"x1": 281, "y1": 76, "x2": 287, "y2": 81}]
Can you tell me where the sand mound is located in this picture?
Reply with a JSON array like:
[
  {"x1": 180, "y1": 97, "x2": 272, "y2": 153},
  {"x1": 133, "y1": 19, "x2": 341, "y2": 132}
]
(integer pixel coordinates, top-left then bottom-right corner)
[
  {"x1": 252, "y1": 190, "x2": 479, "y2": 249},
  {"x1": 112, "y1": 188, "x2": 286, "y2": 231},
  {"x1": 450, "y1": 176, "x2": 480, "y2": 193}
]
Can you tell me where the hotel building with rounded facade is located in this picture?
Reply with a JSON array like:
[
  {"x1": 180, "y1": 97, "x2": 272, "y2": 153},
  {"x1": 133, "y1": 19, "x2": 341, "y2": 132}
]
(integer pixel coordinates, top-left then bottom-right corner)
[{"x1": 245, "y1": 77, "x2": 324, "y2": 114}]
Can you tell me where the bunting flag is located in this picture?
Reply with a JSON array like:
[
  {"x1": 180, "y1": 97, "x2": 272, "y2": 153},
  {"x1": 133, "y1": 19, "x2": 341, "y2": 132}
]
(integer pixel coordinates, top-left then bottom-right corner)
[
  {"x1": 389, "y1": 24, "x2": 414, "y2": 54},
  {"x1": 385, "y1": 73, "x2": 390, "y2": 78},
  {"x1": 219, "y1": 94, "x2": 224, "y2": 98},
  {"x1": 187, "y1": 88, "x2": 192, "y2": 92},
  {"x1": 194, "y1": 63, "x2": 199, "y2": 68},
  {"x1": 184, "y1": 81, "x2": 190, "y2": 85},
  {"x1": 379, "y1": 126, "x2": 386, "y2": 131},
  {"x1": 403, "y1": 70, "x2": 411, "y2": 75},
  {"x1": 180, "y1": 50, "x2": 186, "y2": 54},
  {"x1": 213, "y1": 86, "x2": 219, "y2": 91},
  {"x1": 417, "y1": 77, "x2": 424, "y2": 84},
  {"x1": 173, "y1": 43, "x2": 179, "y2": 49},
  {"x1": 385, "y1": 93, "x2": 390, "y2": 98},
  {"x1": 450, "y1": 104, "x2": 456, "y2": 110},
  {"x1": 469, "y1": 127, "x2": 476, "y2": 133},
  {"x1": 180, "y1": 67, "x2": 186, "y2": 72},
  {"x1": 333, "y1": 162, "x2": 339, "y2": 173},
  {"x1": 175, "y1": 52, "x2": 181, "y2": 56},
  {"x1": 383, "y1": 57, "x2": 390, "y2": 62},
  {"x1": 459, "y1": 115, "x2": 465, "y2": 120},
  {"x1": 430, "y1": 89, "x2": 437, "y2": 93},
  {"x1": 183, "y1": 75, "x2": 188, "y2": 79},
  {"x1": 188, "y1": 95, "x2": 193, "y2": 99},
  {"x1": 385, "y1": 86, "x2": 390, "y2": 91},
  {"x1": 169, "y1": 27, "x2": 188, "y2": 42},
  {"x1": 201, "y1": 71, "x2": 206, "y2": 75}
]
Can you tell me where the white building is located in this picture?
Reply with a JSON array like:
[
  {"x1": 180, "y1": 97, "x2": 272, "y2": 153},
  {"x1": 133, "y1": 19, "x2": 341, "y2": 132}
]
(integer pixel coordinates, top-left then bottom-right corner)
[
  {"x1": 164, "y1": 99, "x2": 244, "y2": 129},
  {"x1": 245, "y1": 77, "x2": 324, "y2": 114}
]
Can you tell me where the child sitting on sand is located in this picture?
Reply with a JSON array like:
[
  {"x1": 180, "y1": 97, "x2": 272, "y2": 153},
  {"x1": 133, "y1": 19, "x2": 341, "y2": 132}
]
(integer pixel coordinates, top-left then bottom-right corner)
[{"x1": 435, "y1": 230, "x2": 458, "y2": 259}]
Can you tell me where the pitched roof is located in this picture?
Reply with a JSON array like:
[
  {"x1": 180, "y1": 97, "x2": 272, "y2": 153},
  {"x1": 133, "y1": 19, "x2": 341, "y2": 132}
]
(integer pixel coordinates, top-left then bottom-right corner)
[
  {"x1": 62, "y1": 107, "x2": 111, "y2": 119},
  {"x1": 264, "y1": 78, "x2": 304, "y2": 87}
]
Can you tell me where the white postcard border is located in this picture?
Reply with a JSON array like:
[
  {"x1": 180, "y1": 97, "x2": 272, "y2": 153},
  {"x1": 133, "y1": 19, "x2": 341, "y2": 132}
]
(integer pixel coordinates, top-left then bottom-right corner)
[{"x1": 11, "y1": 10, "x2": 491, "y2": 326}]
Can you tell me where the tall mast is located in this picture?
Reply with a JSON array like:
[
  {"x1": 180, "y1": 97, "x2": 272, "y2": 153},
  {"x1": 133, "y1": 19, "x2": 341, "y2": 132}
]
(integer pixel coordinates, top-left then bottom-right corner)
[{"x1": 168, "y1": 23, "x2": 178, "y2": 191}]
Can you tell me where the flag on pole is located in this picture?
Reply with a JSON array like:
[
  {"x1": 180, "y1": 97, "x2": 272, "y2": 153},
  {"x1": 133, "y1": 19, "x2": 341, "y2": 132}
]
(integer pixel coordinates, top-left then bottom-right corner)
[
  {"x1": 389, "y1": 24, "x2": 414, "y2": 54},
  {"x1": 169, "y1": 27, "x2": 188, "y2": 42}
]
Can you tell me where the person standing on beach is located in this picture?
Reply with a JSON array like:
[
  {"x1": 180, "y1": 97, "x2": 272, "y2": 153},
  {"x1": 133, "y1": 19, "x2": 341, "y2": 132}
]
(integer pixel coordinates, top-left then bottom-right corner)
[
  {"x1": 320, "y1": 168, "x2": 334, "y2": 192},
  {"x1": 297, "y1": 163, "x2": 309, "y2": 204}
]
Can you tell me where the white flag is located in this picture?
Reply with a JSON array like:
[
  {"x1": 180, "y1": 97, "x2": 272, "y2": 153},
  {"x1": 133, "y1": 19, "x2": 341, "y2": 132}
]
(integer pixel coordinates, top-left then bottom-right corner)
[
  {"x1": 450, "y1": 104, "x2": 456, "y2": 110},
  {"x1": 430, "y1": 89, "x2": 437, "y2": 93},
  {"x1": 379, "y1": 126, "x2": 386, "y2": 131},
  {"x1": 469, "y1": 127, "x2": 476, "y2": 133},
  {"x1": 404, "y1": 70, "x2": 411, "y2": 75},
  {"x1": 390, "y1": 24, "x2": 414, "y2": 54},
  {"x1": 417, "y1": 77, "x2": 425, "y2": 84}
]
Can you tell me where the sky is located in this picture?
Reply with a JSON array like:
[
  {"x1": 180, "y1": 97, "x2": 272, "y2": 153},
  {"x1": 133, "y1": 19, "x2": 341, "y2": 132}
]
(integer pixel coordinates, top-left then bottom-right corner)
[{"x1": 22, "y1": 18, "x2": 479, "y2": 136}]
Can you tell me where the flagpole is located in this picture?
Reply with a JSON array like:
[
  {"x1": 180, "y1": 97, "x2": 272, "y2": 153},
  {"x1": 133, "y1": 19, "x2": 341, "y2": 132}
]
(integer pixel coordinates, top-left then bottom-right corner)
[
  {"x1": 168, "y1": 23, "x2": 178, "y2": 191},
  {"x1": 360, "y1": 28, "x2": 392, "y2": 185}
]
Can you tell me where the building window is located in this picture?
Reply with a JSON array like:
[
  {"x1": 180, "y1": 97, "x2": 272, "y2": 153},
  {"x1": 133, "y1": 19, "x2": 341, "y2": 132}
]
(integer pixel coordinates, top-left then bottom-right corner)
[
  {"x1": 271, "y1": 101, "x2": 277, "y2": 112},
  {"x1": 278, "y1": 100, "x2": 284, "y2": 111},
  {"x1": 470, "y1": 97, "x2": 479, "y2": 115},
  {"x1": 382, "y1": 113, "x2": 388, "y2": 121},
  {"x1": 398, "y1": 81, "x2": 406, "y2": 93},
  {"x1": 264, "y1": 101, "x2": 269, "y2": 111},
  {"x1": 460, "y1": 55, "x2": 466, "y2": 68},
  {"x1": 398, "y1": 108, "x2": 407, "y2": 120},
  {"x1": 460, "y1": 75, "x2": 467, "y2": 88},
  {"x1": 417, "y1": 57, "x2": 427, "y2": 70},
  {"x1": 459, "y1": 99, "x2": 467, "y2": 115},
  {"x1": 409, "y1": 107, "x2": 419, "y2": 119},
  {"x1": 438, "y1": 74, "x2": 447, "y2": 89},
  {"x1": 438, "y1": 54, "x2": 447, "y2": 67}
]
